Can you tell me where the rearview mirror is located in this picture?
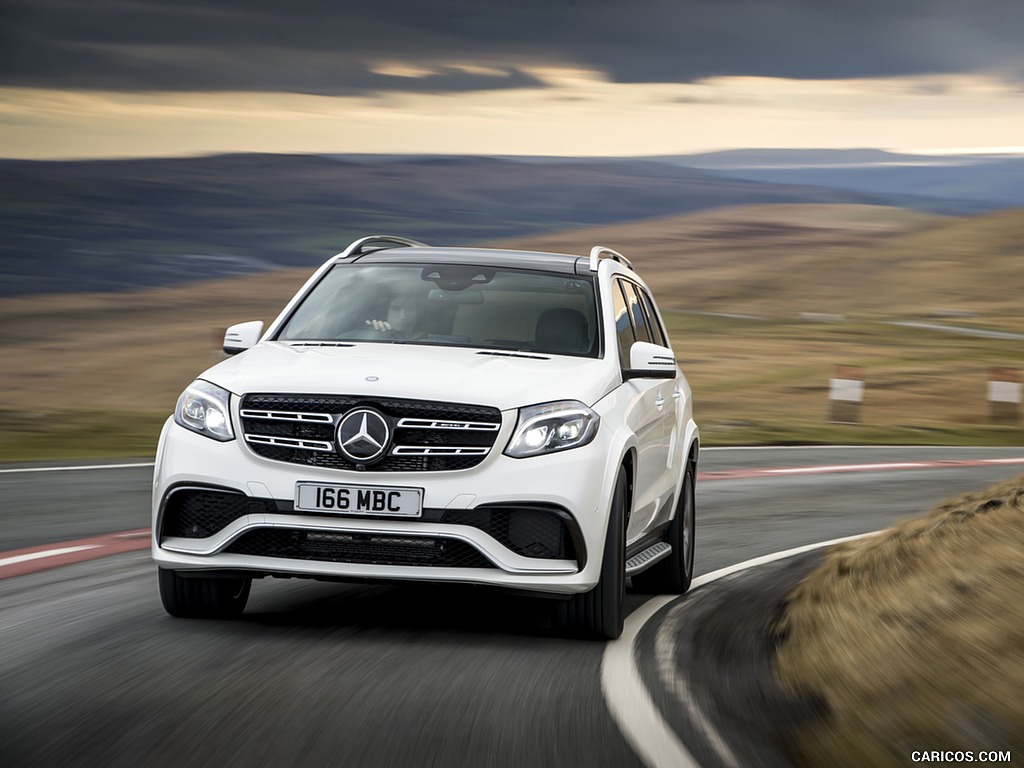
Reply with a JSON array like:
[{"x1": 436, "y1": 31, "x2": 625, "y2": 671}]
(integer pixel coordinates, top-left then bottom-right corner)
[
  {"x1": 223, "y1": 321, "x2": 264, "y2": 355},
  {"x1": 623, "y1": 341, "x2": 677, "y2": 380}
]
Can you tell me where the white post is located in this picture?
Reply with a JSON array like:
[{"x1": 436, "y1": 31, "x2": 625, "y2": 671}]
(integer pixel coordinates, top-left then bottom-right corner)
[
  {"x1": 829, "y1": 365, "x2": 864, "y2": 424},
  {"x1": 989, "y1": 367, "x2": 1021, "y2": 425}
]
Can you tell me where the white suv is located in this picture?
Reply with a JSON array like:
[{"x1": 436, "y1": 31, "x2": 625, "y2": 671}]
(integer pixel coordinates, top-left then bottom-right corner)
[{"x1": 152, "y1": 236, "x2": 698, "y2": 639}]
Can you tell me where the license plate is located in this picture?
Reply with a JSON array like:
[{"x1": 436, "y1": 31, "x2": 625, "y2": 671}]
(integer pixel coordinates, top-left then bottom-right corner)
[{"x1": 295, "y1": 482, "x2": 423, "y2": 517}]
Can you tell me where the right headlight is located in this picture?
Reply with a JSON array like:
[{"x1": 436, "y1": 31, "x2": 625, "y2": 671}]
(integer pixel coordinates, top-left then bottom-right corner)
[
  {"x1": 504, "y1": 400, "x2": 600, "y2": 458},
  {"x1": 173, "y1": 379, "x2": 235, "y2": 441}
]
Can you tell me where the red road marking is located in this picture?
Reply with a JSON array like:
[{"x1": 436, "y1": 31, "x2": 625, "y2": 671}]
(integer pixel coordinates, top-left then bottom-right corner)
[
  {"x1": 0, "y1": 529, "x2": 150, "y2": 579},
  {"x1": 2, "y1": 457, "x2": 1023, "y2": 578},
  {"x1": 696, "y1": 456, "x2": 1024, "y2": 481}
]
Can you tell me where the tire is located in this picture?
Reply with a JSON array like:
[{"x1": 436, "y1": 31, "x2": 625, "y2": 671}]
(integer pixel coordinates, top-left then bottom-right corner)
[
  {"x1": 554, "y1": 469, "x2": 627, "y2": 640},
  {"x1": 158, "y1": 568, "x2": 251, "y2": 619},
  {"x1": 631, "y1": 460, "x2": 696, "y2": 594}
]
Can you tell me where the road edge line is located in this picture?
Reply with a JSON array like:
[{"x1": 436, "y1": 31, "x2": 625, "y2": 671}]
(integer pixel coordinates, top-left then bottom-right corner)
[
  {"x1": 602, "y1": 532, "x2": 879, "y2": 768},
  {"x1": 0, "y1": 462, "x2": 155, "y2": 474}
]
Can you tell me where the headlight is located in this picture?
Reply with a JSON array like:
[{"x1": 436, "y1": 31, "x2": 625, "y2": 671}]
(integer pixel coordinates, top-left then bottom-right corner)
[
  {"x1": 174, "y1": 380, "x2": 235, "y2": 441},
  {"x1": 505, "y1": 400, "x2": 599, "y2": 458}
]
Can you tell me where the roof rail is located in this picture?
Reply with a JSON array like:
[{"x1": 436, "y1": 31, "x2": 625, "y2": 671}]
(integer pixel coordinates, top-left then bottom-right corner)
[
  {"x1": 336, "y1": 235, "x2": 427, "y2": 259},
  {"x1": 588, "y1": 246, "x2": 633, "y2": 273}
]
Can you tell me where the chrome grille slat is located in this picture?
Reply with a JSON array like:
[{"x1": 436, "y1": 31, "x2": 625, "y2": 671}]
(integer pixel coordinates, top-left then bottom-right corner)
[
  {"x1": 241, "y1": 410, "x2": 334, "y2": 423},
  {"x1": 245, "y1": 434, "x2": 335, "y2": 452},
  {"x1": 396, "y1": 418, "x2": 500, "y2": 431},
  {"x1": 391, "y1": 446, "x2": 490, "y2": 456}
]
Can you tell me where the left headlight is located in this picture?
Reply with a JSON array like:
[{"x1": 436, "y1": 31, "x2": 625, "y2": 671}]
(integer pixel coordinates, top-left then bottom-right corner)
[
  {"x1": 504, "y1": 400, "x2": 600, "y2": 458},
  {"x1": 174, "y1": 379, "x2": 235, "y2": 441}
]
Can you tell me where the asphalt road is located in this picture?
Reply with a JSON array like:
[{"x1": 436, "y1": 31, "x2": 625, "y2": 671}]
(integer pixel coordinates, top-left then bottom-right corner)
[{"x1": 2, "y1": 446, "x2": 1023, "y2": 767}]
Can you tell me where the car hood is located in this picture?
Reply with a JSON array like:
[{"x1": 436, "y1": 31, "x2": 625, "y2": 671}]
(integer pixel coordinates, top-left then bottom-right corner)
[{"x1": 201, "y1": 341, "x2": 618, "y2": 411}]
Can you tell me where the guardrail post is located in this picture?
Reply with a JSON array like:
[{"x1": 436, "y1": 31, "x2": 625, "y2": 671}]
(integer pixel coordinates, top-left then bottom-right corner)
[
  {"x1": 989, "y1": 367, "x2": 1021, "y2": 425},
  {"x1": 828, "y1": 365, "x2": 864, "y2": 424}
]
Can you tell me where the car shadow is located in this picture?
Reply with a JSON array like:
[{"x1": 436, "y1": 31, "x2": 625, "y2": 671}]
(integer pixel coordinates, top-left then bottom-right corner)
[{"x1": 235, "y1": 578, "x2": 654, "y2": 641}]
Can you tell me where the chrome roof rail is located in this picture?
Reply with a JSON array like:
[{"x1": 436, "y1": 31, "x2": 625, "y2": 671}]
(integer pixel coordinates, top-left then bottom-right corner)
[
  {"x1": 588, "y1": 246, "x2": 633, "y2": 273},
  {"x1": 336, "y1": 235, "x2": 428, "y2": 259}
]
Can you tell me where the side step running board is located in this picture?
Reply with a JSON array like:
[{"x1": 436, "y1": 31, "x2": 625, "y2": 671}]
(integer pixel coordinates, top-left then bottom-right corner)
[{"x1": 625, "y1": 541, "x2": 672, "y2": 575}]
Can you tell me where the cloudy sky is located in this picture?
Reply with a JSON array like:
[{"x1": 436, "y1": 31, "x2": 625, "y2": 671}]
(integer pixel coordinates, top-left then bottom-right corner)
[{"x1": 2, "y1": 0, "x2": 1024, "y2": 159}]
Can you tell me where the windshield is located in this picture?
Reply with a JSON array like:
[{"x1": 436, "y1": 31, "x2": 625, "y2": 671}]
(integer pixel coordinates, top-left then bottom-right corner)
[{"x1": 276, "y1": 264, "x2": 600, "y2": 357}]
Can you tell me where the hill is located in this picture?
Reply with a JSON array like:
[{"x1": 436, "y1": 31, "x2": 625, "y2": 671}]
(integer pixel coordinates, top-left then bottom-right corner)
[
  {"x1": 663, "y1": 149, "x2": 1024, "y2": 208},
  {"x1": 0, "y1": 153, "x2": 979, "y2": 297},
  {"x1": 2, "y1": 203, "x2": 1022, "y2": 458},
  {"x1": 503, "y1": 204, "x2": 1024, "y2": 320}
]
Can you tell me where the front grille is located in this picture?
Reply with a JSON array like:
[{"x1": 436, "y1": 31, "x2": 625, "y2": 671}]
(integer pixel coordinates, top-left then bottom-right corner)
[
  {"x1": 440, "y1": 506, "x2": 576, "y2": 561},
  {"x1": 240, "y1": 394, "x2": 502, "y2": 472},
  {"x1": 225, "y1": 529, "x2": 495, "y2": 568},
  {"x1": 161, "y1": 489, "x2": 277, "y2": 539}
]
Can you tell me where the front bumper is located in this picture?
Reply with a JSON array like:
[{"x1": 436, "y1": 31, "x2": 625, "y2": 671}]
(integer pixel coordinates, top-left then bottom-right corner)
[{"x1": 152, "y1": 417, "x2": 625, "y2": 594}]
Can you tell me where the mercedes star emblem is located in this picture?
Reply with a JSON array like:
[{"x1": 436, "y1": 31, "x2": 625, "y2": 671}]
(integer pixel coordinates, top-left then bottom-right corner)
[{"x1": 336, "y1": 408, "x2": 391, "y2": 463}]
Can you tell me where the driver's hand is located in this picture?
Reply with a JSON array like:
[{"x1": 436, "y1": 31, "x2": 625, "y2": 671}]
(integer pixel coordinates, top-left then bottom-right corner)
[{"x1": 366, "y1": 319, "x2": 393, "y2": 332}]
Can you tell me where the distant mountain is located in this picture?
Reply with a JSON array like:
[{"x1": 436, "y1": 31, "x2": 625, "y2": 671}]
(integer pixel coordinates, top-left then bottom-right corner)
[
  {"x1": 656, "y1": 149, "x2": 1024, "y2": 207},
  {"x1": 0, "y1": 152, "x2": 999, "y2": 296},
  {"x1": 654, "y1": 148, "x2": 912, "y2": 167}
]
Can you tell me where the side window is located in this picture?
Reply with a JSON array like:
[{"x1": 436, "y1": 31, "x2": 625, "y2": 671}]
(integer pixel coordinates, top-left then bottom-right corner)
[
  {"x1": 637, "y1": 288, "x2": 668, "y2": 348},
  {"x1": 622, "y1": 282, "x2": 652, "y2": 344},
  {"x1": 612, "y1": 280, "x2": 635, "y2": 364}
]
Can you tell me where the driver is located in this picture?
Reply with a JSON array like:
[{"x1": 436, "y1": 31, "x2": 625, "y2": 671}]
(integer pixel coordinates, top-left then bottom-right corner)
[{"x1": 365, "y1": 294, "x2": 423, "y2": 339}]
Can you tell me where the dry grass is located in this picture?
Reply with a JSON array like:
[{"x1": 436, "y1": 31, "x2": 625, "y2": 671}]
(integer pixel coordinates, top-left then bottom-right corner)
[
  {"x1": 666, "y1": 315, "x2": 1024, "y2": 445},
  {"x1": 505, "y1": 204, "x2": 1024, "y2": 325},
  {"x1": 1, "y1": 203, "x2": 1022, "y2": 459},
  {"x1": 776, "y1": 474, "x2": 1024, "y2": 766},
  {"x1": 0, "y1": 269, "x2": 311, "y2": 415}
]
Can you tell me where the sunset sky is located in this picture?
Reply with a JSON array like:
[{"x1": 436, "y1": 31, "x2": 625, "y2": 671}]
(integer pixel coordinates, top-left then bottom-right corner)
[{"x1": 2, "y1": 0, "x2": 1024, "y2": 159}]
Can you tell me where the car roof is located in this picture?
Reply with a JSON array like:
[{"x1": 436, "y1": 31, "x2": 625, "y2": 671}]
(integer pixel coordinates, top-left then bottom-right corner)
[{"x1": 349, "y1": 246, "x2": 589, "y2": 275}]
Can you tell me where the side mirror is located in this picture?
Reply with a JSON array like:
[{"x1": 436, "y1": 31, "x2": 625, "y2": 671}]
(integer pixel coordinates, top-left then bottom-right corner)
[
  {"x1": 223, "y1": 321, "x2": 264, "y2": 355},
  {"x1": 624, "y1": 341, "x2": 677, "y2": 380}
]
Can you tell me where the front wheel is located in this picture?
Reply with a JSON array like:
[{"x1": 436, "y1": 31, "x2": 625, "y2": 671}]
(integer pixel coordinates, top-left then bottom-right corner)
[
  {"x1": 632, "y1": 460, "x2": 696, "y2": 594},
  {"x1": 158, "y1": 568, "x2": 251, "y2": 619},
  {"x1": 554, "y1": 469, "x2": 627, "y2": 640}
]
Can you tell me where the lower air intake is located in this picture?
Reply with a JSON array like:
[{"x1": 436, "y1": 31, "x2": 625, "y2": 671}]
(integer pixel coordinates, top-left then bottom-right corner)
[{"x1": 225, "y1": 529, "x2": 495, "y2": 569}]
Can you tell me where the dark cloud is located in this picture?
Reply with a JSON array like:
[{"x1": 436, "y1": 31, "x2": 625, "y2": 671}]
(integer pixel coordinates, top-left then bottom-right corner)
[{"x1": 2, "y1": 0, "x2": 1023, "y2": 94}]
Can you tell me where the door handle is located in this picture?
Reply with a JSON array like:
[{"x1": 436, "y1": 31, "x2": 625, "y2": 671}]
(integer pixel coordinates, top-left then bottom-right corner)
[
  {"x1": 655, "y1": 393, "x2": 665, "y2": 410},
  {"x1": 672, "y1": 388, "x2": 682, "y2": 400}
]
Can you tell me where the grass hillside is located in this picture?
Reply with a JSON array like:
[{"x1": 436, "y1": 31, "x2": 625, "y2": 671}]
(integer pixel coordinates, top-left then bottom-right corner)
[
  {"x1": 1, "y1": 203, "x2": 1022, "y2": 459},
  {"x1": 1, "y1": 154, "x2": 913, "y2": 296},
  {"x1": 504, "y1": 204, "x2": 1024, "y2": 323},
  {"x1": 776, "y1": 473, "x2": 1024, "y2": 766}
]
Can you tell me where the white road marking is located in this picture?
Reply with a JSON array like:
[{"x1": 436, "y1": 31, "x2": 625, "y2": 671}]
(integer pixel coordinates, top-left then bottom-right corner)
[
  {"x1": 0, "y1": 462, "x2": 154, "y2": 475},
  {"x1": 655, "y1": 595, "x2": 742, "y2": 768},
  {"x1": 603, "y1": 532, "x2": 878, "y2": 768},
  {"x1": 0, "y1": 545, "x2": 100, "y2": 568},
  {"x1": 603, "y1": 595, "x2": 700, "y2": 768}
]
